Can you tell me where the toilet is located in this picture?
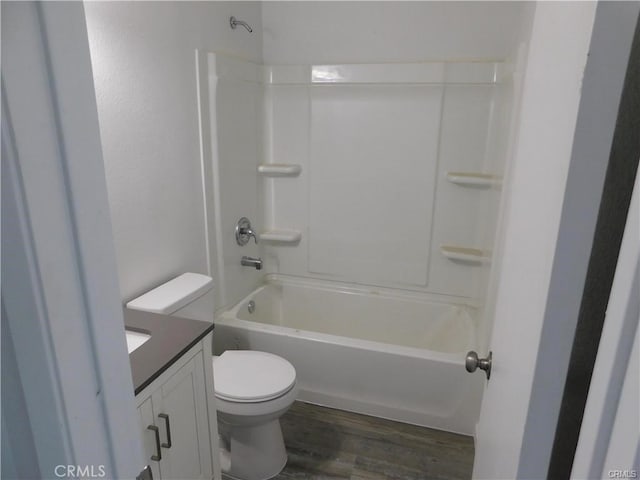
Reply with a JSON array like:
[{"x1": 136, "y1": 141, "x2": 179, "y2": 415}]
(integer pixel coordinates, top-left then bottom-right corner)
[
  {"x1": 214, "y1": 350, "x2": 298, "y2": 480},
  {"x1": 127, "y1": 273, "x2": 297, "y2": 480}
]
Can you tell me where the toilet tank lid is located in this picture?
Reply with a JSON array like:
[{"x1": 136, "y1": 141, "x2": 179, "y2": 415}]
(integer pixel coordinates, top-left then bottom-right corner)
[{"x1": 126, "y1": 273, "x2": 213, "y2": 315}]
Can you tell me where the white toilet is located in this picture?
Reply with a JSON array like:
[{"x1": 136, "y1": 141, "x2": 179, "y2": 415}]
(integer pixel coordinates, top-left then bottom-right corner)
[
  {"x1": 214, "y1": 350, "x2": 298, "y2": 480},
  {"x1": 127, "y1": 273, "x2": 297, "y2": 480}
]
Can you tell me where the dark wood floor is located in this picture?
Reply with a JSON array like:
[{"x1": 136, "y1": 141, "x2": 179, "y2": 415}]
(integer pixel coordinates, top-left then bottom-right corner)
[{"x1": 274, "y1": 402, "x2": 474, "y2": 480}]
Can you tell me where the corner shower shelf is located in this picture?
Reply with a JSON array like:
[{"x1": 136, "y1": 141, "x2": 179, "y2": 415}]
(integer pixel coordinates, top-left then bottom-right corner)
[
  {"x1": 260, "y1": 229, "x2": 302, "y2": 244},
  {"x1": 258, "y1": 164, "x2": 302, "y2": 177},
  {"x1": 440, "y1": 245, "x2": 491, "y2": 264},
  {"x1": 446, "y1": 172, "x2": 502, "y2": 188}
]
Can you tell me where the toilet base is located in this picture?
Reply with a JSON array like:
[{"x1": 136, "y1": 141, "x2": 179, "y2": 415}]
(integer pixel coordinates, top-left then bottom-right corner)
[{"x1": 224, "y1": 419, "x2": 287, "y2": 480}]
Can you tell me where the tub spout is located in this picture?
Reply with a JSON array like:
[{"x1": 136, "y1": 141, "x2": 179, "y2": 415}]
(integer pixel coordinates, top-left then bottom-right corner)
[{"x1": 241, "y1": 256, "x2": 262, "y2": 270}]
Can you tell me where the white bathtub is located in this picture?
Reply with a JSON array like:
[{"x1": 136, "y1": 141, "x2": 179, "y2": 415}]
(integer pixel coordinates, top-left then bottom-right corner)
[{"x1": 213, "y1": 276, "x2": 484, "y2": 435}]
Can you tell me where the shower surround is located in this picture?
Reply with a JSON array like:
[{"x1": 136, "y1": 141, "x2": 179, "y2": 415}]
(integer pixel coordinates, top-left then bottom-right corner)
[{"x1": 200, "y1": 48, "x2": 514, "y2": 433}]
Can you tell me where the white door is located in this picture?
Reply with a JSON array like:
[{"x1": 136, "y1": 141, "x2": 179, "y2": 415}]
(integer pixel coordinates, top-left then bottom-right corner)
[
  {"x1": 1, "y1": 2, "x2": 146, "y2": 478},
  {"x1": 471, "y1": 2, "x2": 638, "y2": 479}
]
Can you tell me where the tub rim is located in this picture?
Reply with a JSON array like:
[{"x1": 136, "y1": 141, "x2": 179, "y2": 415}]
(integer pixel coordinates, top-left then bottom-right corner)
[{"x1": 216, "y1": 277, "x2": 478, "y2": 363}]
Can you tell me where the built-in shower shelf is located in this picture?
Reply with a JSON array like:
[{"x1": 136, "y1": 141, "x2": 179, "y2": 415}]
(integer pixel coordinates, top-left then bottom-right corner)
[
  {"x1": 440, "y1": 245, "x2": 490, "y2": 264},
  {"x1": 258, "y1": 164, "x2": 302, "y2": 177},
  {"x1": 260, "y1": 229, "x2": 302, "y2": 244},
  {"x1": 446, "y1": 172, "x2": 502, "y2": 188}
]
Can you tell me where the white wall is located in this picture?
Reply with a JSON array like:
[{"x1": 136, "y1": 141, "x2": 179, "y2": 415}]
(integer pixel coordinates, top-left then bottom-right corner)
[
  {"x1": 263, "y1": 1, "x2": 527, "y2": 64},
  {"x1": 85, "y1": 2, "x2": 263, "y2": 301}
]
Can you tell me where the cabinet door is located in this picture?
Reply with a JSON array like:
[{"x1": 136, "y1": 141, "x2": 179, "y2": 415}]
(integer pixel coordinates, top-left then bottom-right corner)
[
  {"x1": 154, "y1": 352, "x2": 213, "y2": 480},
  {"x1": 138, "y1": 397, "x2": 162, "y2": 480}
]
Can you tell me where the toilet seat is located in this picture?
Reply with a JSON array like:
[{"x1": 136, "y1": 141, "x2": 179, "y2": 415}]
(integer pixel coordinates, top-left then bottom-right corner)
[{"x1": 213, "y1": 351, "x2": 296, "y2": 403}]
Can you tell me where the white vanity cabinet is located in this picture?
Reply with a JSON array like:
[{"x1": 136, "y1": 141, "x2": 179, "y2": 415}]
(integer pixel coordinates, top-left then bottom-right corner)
[{"x1": 135, "y1": 334, "x2": 221, "y2": 480}]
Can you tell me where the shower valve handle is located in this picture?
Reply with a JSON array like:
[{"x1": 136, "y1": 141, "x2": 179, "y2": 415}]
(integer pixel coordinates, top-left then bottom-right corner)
[
  {"x1": 465, "y1": 351, "x2": 492, "y2": 380},
  {"x1": 235, "y1": 217, "x2": 258, "y2": 245}
]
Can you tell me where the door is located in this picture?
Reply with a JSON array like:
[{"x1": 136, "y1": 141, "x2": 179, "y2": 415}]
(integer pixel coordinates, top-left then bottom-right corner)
[{"x1": 471, "y1": 3, "x2": 638, "y2": 479}]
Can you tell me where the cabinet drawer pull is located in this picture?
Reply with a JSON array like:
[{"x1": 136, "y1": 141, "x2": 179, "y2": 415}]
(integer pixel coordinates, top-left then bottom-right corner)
[
  {"x1": 147, "y1": 425, "x2": 162, "y2": 461},
  {"x1": 158, "y1": 413, "x2": 172, "y2": 448}
]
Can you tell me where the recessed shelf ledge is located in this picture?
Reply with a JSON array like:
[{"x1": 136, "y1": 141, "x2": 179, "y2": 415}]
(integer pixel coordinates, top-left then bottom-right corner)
[
  {"x1": 260, "y1": 230, "x2": 302, "y2": 244},
  {"x1": 258, "y1": 164, "x2": 302, "y2": 177},
  {"x1": 440, "y1": 245, "x2": 491, "y2": 264},
  {"x1": 446, "y1": 172, "x2": 502, "y2": 188}
]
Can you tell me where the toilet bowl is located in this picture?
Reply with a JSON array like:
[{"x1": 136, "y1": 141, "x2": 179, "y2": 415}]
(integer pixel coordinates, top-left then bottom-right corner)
[
  {"x1": 126, "y1": 274, "x2": 297, "y2": 479},
  {"x1": 213, "y1": 350, "x2": 297, "y2": 480}
]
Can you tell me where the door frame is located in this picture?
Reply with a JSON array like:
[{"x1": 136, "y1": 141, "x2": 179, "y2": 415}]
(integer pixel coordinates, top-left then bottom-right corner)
[
  {"x1": 548, "y1": 9, "x2": 640, "y2": 477},
  {"x1": 1, "y1": 2, "x2": 144, "y2": 478},
  {"x1": 570, "y1": 172, "x2": 639, "y2": 478}
]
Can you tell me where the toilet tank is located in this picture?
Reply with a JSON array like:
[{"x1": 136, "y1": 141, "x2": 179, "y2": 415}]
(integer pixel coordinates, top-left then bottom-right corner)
[{"x1": 126, "y1": 273, "x2": 214, "y2": 322}]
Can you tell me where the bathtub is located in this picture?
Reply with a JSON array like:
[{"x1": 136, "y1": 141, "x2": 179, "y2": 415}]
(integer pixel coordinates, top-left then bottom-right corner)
[{"x1": 213, "y1": 276, "x2": 484, "y2": 435}]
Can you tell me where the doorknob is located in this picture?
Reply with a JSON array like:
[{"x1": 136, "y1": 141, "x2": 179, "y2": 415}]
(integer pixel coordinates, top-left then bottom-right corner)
[{"x1": 465, "y1": 351, "x2": 492, "y2": 380}]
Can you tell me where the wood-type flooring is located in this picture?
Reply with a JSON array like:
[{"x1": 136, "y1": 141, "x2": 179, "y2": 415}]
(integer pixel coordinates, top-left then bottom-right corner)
[{"x1": 273, "y1": 401, "x2": 474, "y2": 480}]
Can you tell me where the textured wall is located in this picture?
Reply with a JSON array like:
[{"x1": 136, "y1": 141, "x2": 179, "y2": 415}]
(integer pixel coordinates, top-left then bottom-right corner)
[
  {"x1": 263, "y1": 1, "x2": 527, "y2": 64},
  {"x1": 85, "y1": 1, "x2": 263, "y2": 301}
]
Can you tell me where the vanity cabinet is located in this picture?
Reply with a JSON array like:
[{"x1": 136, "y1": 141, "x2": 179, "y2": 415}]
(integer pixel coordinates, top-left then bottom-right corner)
[{"x1": 135, "y1": 334, "x2": 221, "y2": 480}]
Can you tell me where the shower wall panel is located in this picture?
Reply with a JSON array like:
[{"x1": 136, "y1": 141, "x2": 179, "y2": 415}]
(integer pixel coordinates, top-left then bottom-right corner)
[
  {"x1": 307, "y1": 85, "x2": 441, "y2": 286},
  {"x1": 207, "y1": 54, "x2": 264, "y2": 309},
  {"x1": 263, "y1": 62, "x2": 504, "y2": 299},
  {"x1": 428, "y1": 85, "x2": 496, "y2": 298},
  {"x1": 207, "y1": 54, "x2": 507, "y2": 302}
]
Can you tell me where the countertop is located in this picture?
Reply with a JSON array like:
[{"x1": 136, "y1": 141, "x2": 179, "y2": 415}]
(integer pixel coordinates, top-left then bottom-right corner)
[{"x1": 124, "y1": 308, "x2": 215, "y2": 395}]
